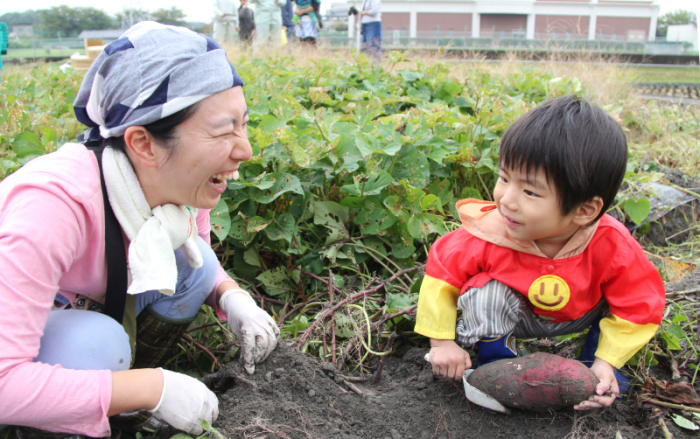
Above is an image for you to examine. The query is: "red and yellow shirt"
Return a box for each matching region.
[415,199,666,368]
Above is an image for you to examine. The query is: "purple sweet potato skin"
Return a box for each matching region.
[467,353,598,412]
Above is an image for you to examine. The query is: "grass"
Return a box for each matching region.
[627,65,700,83]
[2,48,83,59]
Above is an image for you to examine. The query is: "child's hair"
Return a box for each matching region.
[499,95,627,224]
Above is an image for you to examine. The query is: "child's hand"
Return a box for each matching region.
[428,339,472,380]
[574,358,618,410]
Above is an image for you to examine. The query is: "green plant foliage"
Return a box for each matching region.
[0,64,83,178]
[3,57,692,380]
[210,56,587,292]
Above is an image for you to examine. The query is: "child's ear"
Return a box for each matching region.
[573,196,604,226]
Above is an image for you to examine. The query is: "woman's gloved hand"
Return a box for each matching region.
[219,288,280,374]
[150,368,218,435]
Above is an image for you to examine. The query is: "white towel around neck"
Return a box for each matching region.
[101,146,203,296]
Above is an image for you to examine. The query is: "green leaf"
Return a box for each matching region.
[624,198,651,225]
[341,171,394,196]
[672,314,689,324]
[671,414,699,431]
[256,267,293,296]
[264,213,297,242]
[12,131,45,158]
[333,314,356,338]
[169,434,194,439]
[421,194,443,213]
[199,419,211,431]
[355,134,375,157]
[407,213,446,239]
[247,216,272,233]
[284,314,309,335]
[243,248,262,267]
[258,114,289,133]
[354,197,395,235]
[392,241,416,259]
[256,173,304,204]
[460,187,482,200]
[392,145,430,189]
[660,331,682,350]
[666,322,686,341]
[399,70,423,82]
[386,292,418,313]
[209,198,231,243]
[313,201,350,244]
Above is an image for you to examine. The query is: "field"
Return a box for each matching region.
[1,48,699,438]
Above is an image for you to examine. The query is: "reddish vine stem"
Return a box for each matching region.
[375,304,417,329]
[328,269,337,364]
[186,321,219,333]
[338,339,355,371]
[295,265,424,349]
[183,334,222,370]
[373,332,397,384]
[251,295,287,306]
[277,290,330,326]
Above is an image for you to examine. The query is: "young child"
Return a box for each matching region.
[415,95,665,410]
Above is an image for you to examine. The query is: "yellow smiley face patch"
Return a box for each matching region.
[528,275,571,312]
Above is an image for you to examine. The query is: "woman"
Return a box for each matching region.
[0,21,278,437]
[293,0,320,46]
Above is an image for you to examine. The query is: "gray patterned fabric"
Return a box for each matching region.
[73,21,244,141]
[455,279,608,346]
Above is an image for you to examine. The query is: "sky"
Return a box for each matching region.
[0,0,697,25]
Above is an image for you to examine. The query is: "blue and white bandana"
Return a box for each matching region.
[74,21,244,141]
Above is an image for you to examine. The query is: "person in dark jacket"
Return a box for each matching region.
[281,0,295,46]
[238,0,256,45]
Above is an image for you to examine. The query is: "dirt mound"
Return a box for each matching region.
[204,343,698,439]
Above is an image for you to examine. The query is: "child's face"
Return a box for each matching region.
[493,166,581,254]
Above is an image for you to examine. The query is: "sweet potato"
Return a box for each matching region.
[467,353,598,412]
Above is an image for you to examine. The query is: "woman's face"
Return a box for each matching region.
[150,86,252,209]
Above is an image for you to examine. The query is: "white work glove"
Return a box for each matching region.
[220,288,280,374]
[150,368,219,435]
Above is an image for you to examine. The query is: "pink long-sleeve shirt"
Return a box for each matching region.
[0,143,233,436]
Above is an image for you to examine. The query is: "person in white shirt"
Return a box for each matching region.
[212,0,239,45]
[360,0,381,61]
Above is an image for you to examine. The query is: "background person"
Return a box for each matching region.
[251,0,282,49]
[0,21,278,438]
[293,0,320,46]
[212,0,239,46]
[359,0,381,61]
[238,0,256,45]
[281,0,295,47]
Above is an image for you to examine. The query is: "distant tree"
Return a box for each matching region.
[0,10,39,26]
[115,8,151,29]
[37,6,115,37]
[151,7,187,27]
[656,9,694,38]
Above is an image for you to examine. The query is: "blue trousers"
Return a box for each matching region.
[34,236,218,372]
[362,21,382,61]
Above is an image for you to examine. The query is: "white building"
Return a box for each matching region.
[348,0,659,42]
[667,20,698,52]
[12,24,33,37]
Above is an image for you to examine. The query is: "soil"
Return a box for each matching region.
[203,167,700,439]
[205,341,700,439]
